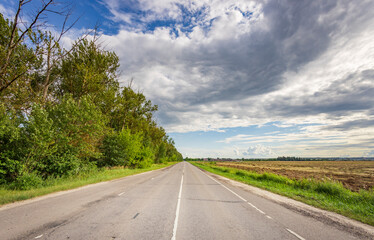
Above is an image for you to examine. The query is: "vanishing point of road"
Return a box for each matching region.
[0,162,373,239]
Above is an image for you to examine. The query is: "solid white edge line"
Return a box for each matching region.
[286,228,306,240]
[247,202,266,214]
[205,173,247,201]
[202,170,266,215]
[171,167,184,240]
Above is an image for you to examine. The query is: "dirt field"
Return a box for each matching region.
[216,161,374,192]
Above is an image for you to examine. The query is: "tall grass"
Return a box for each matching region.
[0,162,176,206]
[192,162,374,226]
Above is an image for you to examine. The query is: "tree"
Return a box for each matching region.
[0,1,82,110]
[0,13,37,110]
[109,87,158,132]
[58,39,120,101]
[0,0,56,94]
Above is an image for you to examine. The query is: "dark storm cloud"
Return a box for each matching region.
[264,69,374,118]
[178,1,337,105]
[324,120,374,131]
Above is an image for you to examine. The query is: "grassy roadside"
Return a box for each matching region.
[0,162,177,206]
[190,161,374,226]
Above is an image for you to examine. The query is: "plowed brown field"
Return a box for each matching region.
[216,161,374,192]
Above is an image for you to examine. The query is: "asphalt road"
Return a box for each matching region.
[0,162,371,239]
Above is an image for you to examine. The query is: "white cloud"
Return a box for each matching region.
[233,148,240,156]
[0,3,15,20]
[242,145,276,158]
[364,150,374,157]
[178,146,240,158]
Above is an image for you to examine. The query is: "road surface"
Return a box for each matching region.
[0,162,372,239]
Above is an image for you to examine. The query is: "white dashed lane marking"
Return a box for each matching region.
[171,163,185,240]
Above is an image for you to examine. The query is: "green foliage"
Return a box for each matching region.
[136,145,154,168]
[0,14,37,96]
[100,129,140,167]
[40,152,82,177]
[100,132,127,167]
[109,87,158,132]
[58,39,119,102]
[47,95,108,160]
[100,128,156,169]
[23,105,58,172]
[155,142,167,163]
[11,172,43,190]
[0,104,25,183]
[17,96,107,179]
[0,14,40,111]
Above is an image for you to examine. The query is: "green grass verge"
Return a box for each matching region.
[0,162,177,206]
[190,161,374,226]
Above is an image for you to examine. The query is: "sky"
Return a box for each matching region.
[1,0,374,158]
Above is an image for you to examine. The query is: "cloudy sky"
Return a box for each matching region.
[2,0,374,158]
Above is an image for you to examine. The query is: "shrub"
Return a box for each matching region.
[12,172,43,190]
[100,129,155,168]
[155,142,167,164]
[23,105,58,173]
[136,146,154,168]
[0,105,25,183]
[100,130,132,167]
[47,95,108,161]
[40,152,82,177]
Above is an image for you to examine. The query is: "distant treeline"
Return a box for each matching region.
[185,157,374,162]
[0,10,182,189]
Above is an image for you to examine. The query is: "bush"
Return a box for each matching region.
[0,105,25,183]
[155,142,167,164]
[100,130,131,167]
[23,105,58,173]
[100,129,155,168]
[12,172,43,190]
[136,146,154,168]
[47,95,108,161]
[40,152,82,177]
[100,129,140,167]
